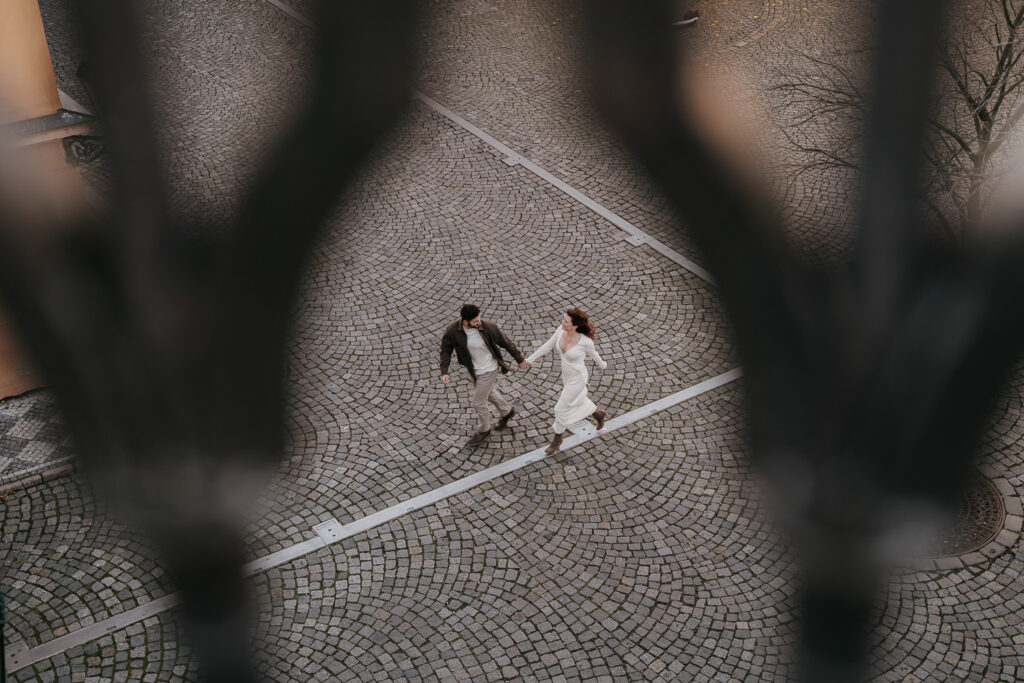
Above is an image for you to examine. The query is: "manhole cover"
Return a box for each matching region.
[926,472,1005,558]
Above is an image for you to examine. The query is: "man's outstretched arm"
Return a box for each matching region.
[439,334,454,384]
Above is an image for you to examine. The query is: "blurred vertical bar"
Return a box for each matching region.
[0,0,86,398]
[0,588,6,681]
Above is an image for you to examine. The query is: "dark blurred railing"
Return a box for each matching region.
[585,0,1024,680]
[1,588,7,681]
[2,1,1024,680]
[0,2,418,680]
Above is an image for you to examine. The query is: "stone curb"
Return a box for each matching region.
[0,460,75,498]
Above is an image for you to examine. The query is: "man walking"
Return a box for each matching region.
[440,304,530,445]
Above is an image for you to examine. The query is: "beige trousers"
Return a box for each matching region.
[471,369,512,432]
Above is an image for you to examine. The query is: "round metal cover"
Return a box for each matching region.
[926,472,1005,558]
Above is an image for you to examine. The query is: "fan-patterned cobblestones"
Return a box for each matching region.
[2,0,1024,681]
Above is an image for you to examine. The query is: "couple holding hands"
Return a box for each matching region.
[440,304,609,454]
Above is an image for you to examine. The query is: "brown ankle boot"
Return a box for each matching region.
[545,432,564,454]
[466,429,491,446]
[495,407,516,430]
[594,409,609,430]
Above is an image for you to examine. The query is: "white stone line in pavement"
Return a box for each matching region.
[249,370,743,571]
[242,537,325,577]
[414,92,715,285]
[5,595,180,671]
[4,368,741,672]
[604,367,742,430]
[58,89,92,116]
[258,0,715,284]
[263,0,312,27]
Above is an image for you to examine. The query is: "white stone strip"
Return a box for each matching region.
[262,0,313,27]
[413,92,714,284]
[6,595,180,671]
[277,367,742,551]
[4,369,741,671]
[568,420,597,438]
[602,367,742,431]
[243,537,326,577]
[58,89,92,116]
[412,94,519,160]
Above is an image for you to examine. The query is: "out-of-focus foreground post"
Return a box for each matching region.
[0,1,418,679]
[584,0,1024,680]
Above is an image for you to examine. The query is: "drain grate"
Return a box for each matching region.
[926,472,1005,558]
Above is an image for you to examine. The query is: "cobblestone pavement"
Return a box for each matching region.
[2,0,1024,681]
[0,392,74,486]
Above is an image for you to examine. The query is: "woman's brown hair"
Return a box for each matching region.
[567,308,595,338]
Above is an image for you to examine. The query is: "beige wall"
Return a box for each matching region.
[0,306,41,398]
[0,0,66,397]
[0,0,61,123]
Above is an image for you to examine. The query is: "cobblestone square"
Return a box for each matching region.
[2,0,1024,680]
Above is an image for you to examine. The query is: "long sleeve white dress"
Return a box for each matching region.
[526,328,608,431]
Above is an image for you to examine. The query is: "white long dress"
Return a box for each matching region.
[526,328,608,429]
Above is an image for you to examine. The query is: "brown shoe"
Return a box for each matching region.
[466,429,491,446]
[545,432,564,454]
[496,407,516,430]
[594,409,609,430]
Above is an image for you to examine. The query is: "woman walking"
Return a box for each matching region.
[525,308,609,454]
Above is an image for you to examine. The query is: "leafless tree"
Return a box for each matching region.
[585,0,1024,680]
[0,2,417,680]
[771,0,1024,237]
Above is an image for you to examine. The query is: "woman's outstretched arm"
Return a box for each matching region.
[525,329,560,364]
[586,338,608,370]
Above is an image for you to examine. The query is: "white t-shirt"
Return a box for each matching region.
[465,327,499,374]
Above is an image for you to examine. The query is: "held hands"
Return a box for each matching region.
[442,363,529,385]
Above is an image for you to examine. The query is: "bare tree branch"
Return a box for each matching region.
[775,0,1024,236]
